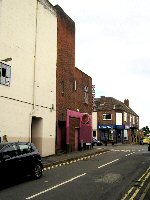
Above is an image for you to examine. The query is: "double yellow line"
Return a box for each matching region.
[121,166,150,200]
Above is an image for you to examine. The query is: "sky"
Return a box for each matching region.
[49,0,150,129]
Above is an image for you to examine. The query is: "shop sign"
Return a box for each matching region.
[114,125,125,129]
[98,125,113,129]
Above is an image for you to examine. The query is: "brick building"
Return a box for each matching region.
[93,96,139,144]
[55,5,92,153]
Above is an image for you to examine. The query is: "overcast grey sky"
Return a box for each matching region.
[50,0,150,129]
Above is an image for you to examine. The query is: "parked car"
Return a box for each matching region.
[142,137,150,144]
[0,142,43,182]
[92,138,103,146]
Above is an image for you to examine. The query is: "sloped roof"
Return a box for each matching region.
[94,96,138,117]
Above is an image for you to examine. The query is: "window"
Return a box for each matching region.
[136,117,139,125]
[124,130,128,140]
[133,116,135,124]
[74,80,77,91]
[124,112,127,122]
[73,79,77,91]
[130,115,132,122]
[84,86,88,104]
[3,144,18,158]
[0,62,11,86]
[61,81,64,95]
[103,114,112,120]
[18,144,32,154]
[93,131,96,137]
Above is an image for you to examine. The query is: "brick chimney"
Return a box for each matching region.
[100,96,106,103]
[124,99,129,107]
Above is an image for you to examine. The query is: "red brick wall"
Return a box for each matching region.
[55,5,92,121]
[98,110,116,125]
[55,5,75,121]
[75,68,92,115]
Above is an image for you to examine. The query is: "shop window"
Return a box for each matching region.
[124,130,128,140]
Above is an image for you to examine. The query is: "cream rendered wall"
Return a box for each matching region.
[0,0,36,102]
[33,2,57,156]
[92,112,98,138]
[0,0,57,156]
[0,0,36,141]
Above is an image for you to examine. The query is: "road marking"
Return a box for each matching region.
[26,173,86,200]
[43,148,141,172]
[129,172,150,200]
[121,166,150,200]
[139,179,150,200]
[42,150,111,171]
[125,152,135,157]
[98,158,119,169]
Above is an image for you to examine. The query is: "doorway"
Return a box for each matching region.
[58,121,66,151]
[75,128,79,151]
[31,117,43,154]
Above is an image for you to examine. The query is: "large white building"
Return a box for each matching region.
[0,0,57,156]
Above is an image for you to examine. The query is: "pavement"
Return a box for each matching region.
[41,143,139,168]
[42,146,110,168]
[41,144,150,200]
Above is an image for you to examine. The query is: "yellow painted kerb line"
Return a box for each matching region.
[121,166,150,200]
[129,171,150,200]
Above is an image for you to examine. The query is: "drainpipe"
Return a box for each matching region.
[29,0,38,142]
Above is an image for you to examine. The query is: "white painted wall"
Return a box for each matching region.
[0,0,57,156]
[92,112,97,129]
[92,112,97,138]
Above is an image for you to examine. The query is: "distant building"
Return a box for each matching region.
[93,96,139,144]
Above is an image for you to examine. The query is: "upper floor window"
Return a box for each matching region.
[0,62,11,86]
[124,112,127,122]
[74,80,77,91]
[130,114,132,122]
[61,81,64,96]
[103,113,112,120]
[133,116,135,124]
[136,117,139,124]
[84,86,88,104]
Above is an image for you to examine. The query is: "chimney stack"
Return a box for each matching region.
[124,99,129,107]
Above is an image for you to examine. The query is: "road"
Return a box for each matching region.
[0,145,150,200]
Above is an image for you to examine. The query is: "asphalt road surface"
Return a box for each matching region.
[0,145,150,200]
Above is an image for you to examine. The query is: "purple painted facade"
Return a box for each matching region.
[67,109,92,144]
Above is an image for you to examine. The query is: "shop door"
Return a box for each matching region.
[75,129,79,151]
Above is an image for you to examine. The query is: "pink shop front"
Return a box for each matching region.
[65,109,92,152]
